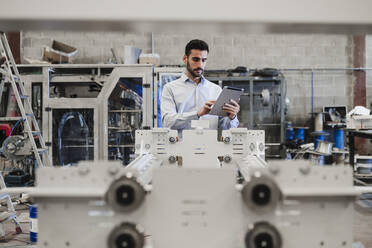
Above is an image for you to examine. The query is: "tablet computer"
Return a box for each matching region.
[209,86,244,116]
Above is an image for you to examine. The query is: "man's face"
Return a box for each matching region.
[183,49,208,78]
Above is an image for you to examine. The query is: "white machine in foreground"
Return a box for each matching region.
[134,127,266,170]
[6,127,360,248]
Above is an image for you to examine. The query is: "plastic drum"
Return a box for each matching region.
[30,205,38,243]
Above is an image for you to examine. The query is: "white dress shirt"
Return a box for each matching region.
[161,73,239,134]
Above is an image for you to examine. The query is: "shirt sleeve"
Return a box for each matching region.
[219,115,239,129]
[161,84,199,129]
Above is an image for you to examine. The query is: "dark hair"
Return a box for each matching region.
[185,39,209,56]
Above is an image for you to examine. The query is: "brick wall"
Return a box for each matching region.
[21,31,355,125]
[366,35,372,110]
[365,35,372,154]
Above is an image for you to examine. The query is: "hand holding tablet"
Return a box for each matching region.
[209,86,244,117]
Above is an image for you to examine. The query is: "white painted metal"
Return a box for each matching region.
[126,153,162,185]
[24,159,357,248]
[19,65,109,164]
[97,65,153,161]
[19,64,153,165]
[134,127,265,168]
[236,154,267,180]
[1,0,372,33]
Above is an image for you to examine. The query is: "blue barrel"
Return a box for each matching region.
[314,135,324,149]
[286,127,294,141]
[334,129,344,149]
[30,205,38,243]
[294,128,305,141]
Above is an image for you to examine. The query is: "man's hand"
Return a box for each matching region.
[197,100,216,117]
[222,99,240,120]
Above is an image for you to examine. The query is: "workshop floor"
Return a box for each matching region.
[0,207,32,247]
[0,202,372,248]
[354,199,372,248]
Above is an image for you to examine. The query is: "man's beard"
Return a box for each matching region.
[187,61,203,78]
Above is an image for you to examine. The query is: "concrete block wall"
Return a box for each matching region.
[284,70,353,125]
[21,31,153,64]
[22,31,354,125]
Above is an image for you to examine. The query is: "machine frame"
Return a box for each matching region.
[19,64,154,165]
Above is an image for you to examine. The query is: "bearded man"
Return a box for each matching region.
[161,39,240,135]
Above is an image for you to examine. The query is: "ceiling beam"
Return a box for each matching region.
[1,0,372,33]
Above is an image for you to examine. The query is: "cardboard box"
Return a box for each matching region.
[43,40,77,63]
[139,53,160,66]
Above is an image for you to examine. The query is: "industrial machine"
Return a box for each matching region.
[206,70,287,158]
[17,64,154,166]
[134,125,265,166]
[3,65,274,170]
[0,1,371,246]
[4,126,360,248]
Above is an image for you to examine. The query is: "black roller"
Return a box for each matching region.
[116,185,136,206]
[251,184,271,206]
[115,233,136,248]
[106,174,146,212]
[254,233,274,248]
[241,173,281,213]
[108,222,144,248]
[245,222,281,248]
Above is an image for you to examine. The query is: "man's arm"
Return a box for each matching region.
[161,85,199,129]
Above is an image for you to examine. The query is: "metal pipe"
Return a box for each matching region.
[351,186,372,194]
[280,67,372,71]
[151,32,154,54]
[311,71,314,113]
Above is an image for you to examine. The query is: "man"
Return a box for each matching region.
[161,39,240,135]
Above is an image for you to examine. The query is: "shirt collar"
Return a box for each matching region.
[182,72,206,85]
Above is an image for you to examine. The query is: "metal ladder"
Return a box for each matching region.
[0,32,52,167]
[0,172,22,239]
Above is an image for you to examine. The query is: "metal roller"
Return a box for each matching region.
[241,172,281,213]
[126,153,162,185]
[106,173,146,212]
[107,222,145,248]
[245,222,282,248]
[261,89,270,107]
